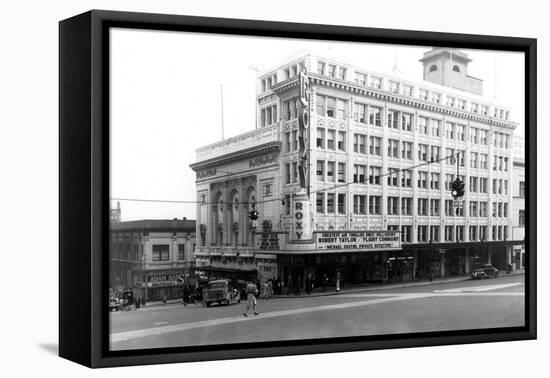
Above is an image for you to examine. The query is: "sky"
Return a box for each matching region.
[110,28,525,222]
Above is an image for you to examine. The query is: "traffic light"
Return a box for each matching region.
[248,210,259,220]
[451,178,465,198]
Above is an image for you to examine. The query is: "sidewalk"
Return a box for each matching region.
[273,270,525,299]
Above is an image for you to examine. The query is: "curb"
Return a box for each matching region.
[273,271,524,299]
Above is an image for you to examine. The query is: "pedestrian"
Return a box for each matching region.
[182,285,190,306]
[267,279,273,299]
[242,280,259,317]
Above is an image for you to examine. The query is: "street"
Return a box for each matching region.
[110,274,525,351]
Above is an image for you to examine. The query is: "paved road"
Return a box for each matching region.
[110,274,524,350]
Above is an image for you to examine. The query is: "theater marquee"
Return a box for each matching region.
[316,231,401,251]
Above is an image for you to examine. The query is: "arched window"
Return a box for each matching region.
[452,65,461,73]
[429,65,438,73]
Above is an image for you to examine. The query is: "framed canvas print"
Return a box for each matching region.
[59,10,537,368]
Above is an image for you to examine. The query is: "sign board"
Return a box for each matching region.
[148,273,185,288]
[316,231,401,251]
[290,190,312,241]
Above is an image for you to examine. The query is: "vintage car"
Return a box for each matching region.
[203,280,240,307]
[471,264,500,279]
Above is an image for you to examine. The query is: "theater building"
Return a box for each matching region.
[191,49,521,290]
[109,218,196,301]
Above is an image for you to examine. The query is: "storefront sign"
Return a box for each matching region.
[148,273,185,288]
[291,190,312,241]
[316,231,401,250]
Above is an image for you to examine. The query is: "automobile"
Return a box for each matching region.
[203,280,240,307]
[471,264,500,279]
[109,295,121,311]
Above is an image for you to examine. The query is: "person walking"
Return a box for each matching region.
[242,280,259,317]
[182,285,190,306]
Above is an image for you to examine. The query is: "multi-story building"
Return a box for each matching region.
[191,48,521,290]
[109,218,196,301]
[511,135,526,270]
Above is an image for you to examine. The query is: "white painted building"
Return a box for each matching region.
[191,49,521,289]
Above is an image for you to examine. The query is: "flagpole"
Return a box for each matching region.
[220,84,225,141]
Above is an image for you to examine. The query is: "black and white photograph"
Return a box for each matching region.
[107,28,527,351]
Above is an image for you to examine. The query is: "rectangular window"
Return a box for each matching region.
[445,174,454,191]
[370,107,381,126]
[327,129,335,150]
[328,64,336,78]
[354,103,367,123]
[387,168,399,187]
[370,76,382,89]
[480,202,488,217]
[417,171,428,189]
[338,67,346,80]
[456,124,465,141]
[470,152,478,168]
[431,146,440,162]
[327,193,335,213]
[355,72,367,86]
[292,162,298,183]
[470,127,478,143]
[337,131,346,151]
[353,134,367,154]
[326,97,336,117]
[316,128,325,149]
[401,226,412,243]
[316,160,324,181]
[317,62,325,75]
[401,113,412,131]
[470,177,478,192]
[480,178,488,193]
[401,198,412,215]
[445,200,454,216]
[480,154,488,169]
[387,197,399,215]
[336,99,347,119]
[446,122,454,139]
[456,226,465,242]
[446,148,455,165]
[388,110,399,129]
[337,193,346,214]
[417,225,428,242]
[401,170,412,187]
[418,198,428,216]
[337,162,346,183]
[369,196,381,214]
[469,226,478,241]
[353,164,366,184]
[316,193,324,213]
[388,139,399,158]
[369,166,381,185]
[469,201,478,217]
[285,163,291,184]
[445,226,454,242]
[418,116,428,134]
[430,119,441,136]
[316,94,325,116]
[519,210,526,226]
[178,244,185,260]
[430,199,440,216]
[401,141,412,160]
[369,136,381,155]
[152,245,170,261]
[389,80,399,94]
[430,173,440,190]
[354,195,366,214]
[327,161,335,182]
[285,194,291,215]
[418,144,429,162]
[432,92,441,103]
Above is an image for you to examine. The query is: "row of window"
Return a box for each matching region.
[312,192,508,218]
[394,224,507,243]
[152,244,188,261]
[317,63,510,120]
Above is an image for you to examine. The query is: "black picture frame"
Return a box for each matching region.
[59,9,537,368]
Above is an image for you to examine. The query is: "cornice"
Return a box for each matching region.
[190,141,282,171]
